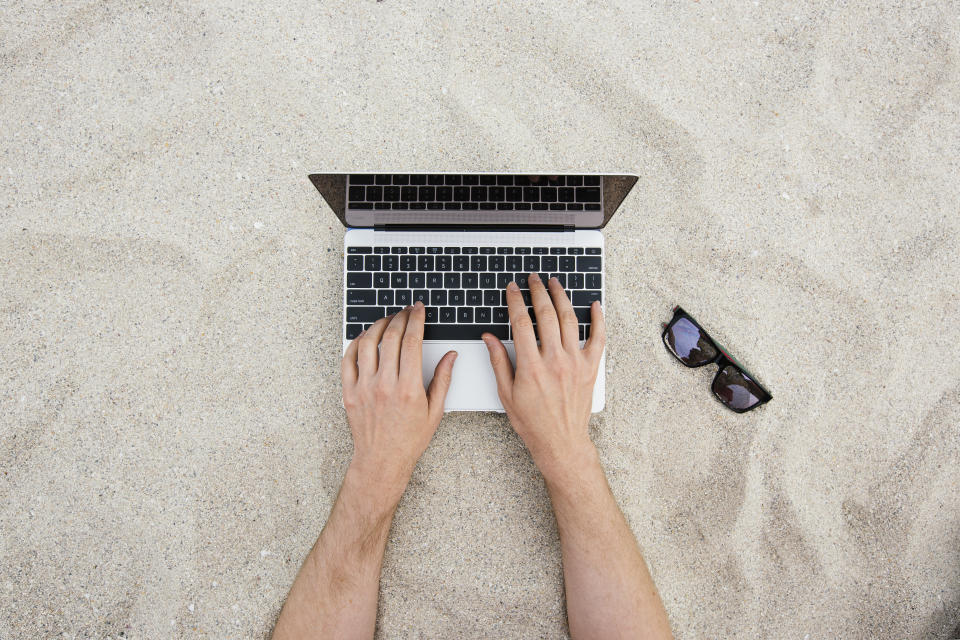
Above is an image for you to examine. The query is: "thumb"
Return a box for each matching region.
[427,350,458,422]
[482,333,514,401]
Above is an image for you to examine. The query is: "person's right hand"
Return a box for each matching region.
[481,273,606,475]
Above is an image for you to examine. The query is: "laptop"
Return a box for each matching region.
[309,173,638,412]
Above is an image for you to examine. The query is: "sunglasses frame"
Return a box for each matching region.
[661,306,772,413]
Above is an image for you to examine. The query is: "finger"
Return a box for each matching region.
[528,272,561,352]
[340,329,362,387]
[547,277,579,350]
[426,350,458,423]
[505,281,538,362]
[399,301,425,382]
[583,301,606,362]
[358,315,391,375]
[378,307,411,379]
[482,333,514,404]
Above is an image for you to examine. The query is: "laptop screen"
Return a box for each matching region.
[309,173,637,230]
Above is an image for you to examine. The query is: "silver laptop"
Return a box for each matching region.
[309,173,638,412]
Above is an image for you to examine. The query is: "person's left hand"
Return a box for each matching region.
[340,302,457,490]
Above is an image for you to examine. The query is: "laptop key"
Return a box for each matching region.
[347,273,372,288]
[542,256,558,271]
[391,273,407,288]
[378,290,394,306]
[585,247,601,254]
[439,307,456,323]
[559,256,576,271]
[514,273,529,288]
[431,290,447,305]
[427,273,443,288]
[506,255,523,271]
[489,256,504,271]
[364,255,381,271]
[347,289,376,305]
[577,256,602,272]
[586,273,602,289]
[462,273,478,288]
[573,290,601,306]
[567,247,584,255]
[449,290,465,305]
[418,256,434,271]
[346,324,363,339]
[351,174,375,185]
[458,308,473,323]
[373,272,390,288]
[400,256,416,271]
[471,256,487,271]
[484,290,500,306]
[412,290,429,304]
[493,307,509,324]
[410,273,426,288]
[453,255,470,271]
[346,306,386,323]
[396,290,412,306]
[479,247,495,254]
[573,307,592,323]
[523,256,540,272]
[436,256,452,271]
[454,186,470,201]
[467,290,482,306]
[444,273,460,288]
[497,273,512,289]
[550,273,566,287]
[479,273,496,288]
[475,307,491,323]
[568,273,584,288]
[382,255,399,271]
[425,306,438,323]
[347,255,364,271]
[387,306,402,315]
[423,324,508,340]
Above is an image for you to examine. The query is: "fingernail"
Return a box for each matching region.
[529,272,540,282]
[507,281,519,291]
[549,276,558,284]
[414,300,423,308]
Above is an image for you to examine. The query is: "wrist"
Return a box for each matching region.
[534,438,601,487]
[344,456,412,513]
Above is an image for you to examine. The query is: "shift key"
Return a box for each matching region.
[346,289,376,305]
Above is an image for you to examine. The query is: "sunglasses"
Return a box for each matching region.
[661,307,772,413]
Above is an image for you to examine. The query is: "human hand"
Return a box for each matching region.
[341,302,457,493]
[481,273,605,477]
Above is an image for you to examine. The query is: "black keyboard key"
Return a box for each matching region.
[586,273,602,289]
[493,307,509,324]
[384,186,401,201]
[479,247,495,255]
[558,187,575,202]
[445,175,461,185]
[475,307,491,323]
[410,246,426,254]
[497,175,513,185]
[575,187,601,202]
[374,202,391,210]
[463,202,478,210]
[489,256,505,271]
[418,255,434,271]
[400,256,417,271]
[374,246,390,254]
[463,175,479,185]
[436,186,452,201]
[427,202,444,210]
[585,203,601,211]
[568,273,584,289]
[506,255,523,271]
[351,202,373,209]
[367,186,383,201]
[461,247,478,254]
[349,186,366,201]
[479,202,496,210]
[410,202,426,210]
[444,273,461,288]
[471,186,487,201]
[373,272,390,288]
[431,290,447,305]
[568,203,583,211]
[412,290,429,304]
[559,256,576,271]
[351,174,375,185]
[392,247,407,254]
[586,247,601,254]
[573,307,592,322]
[584,175,601,186]
[479,273,496,288]
[462,273,478,288]
[346,324,363,339]
[425,246,440,254]
[427,273,443,288]
[436,256,452,271]
[458,307,473,323]
[364,255,381,271]
[401,186,417,201]
[577,256,602,272]
[449,290,465,305]
[532,203,548,210]
[515,247,531,255]
[489,186,505,201]
[497,273,512,289]
[347,255,364,271]
[573,290,601,306]
[483,290,500,306]
[423,324,508,340]
[410,174,427,185]
[523,256,540,272]
[542,256,557,271]
[428,175,445,185]
[471,256,487,271]
[550,247,565,255]
[551,273,566,287]
[378,290,394,306]
[496,202,512,210]
[393,174,409,185]
[523,187,539,202]
[446,202,462,210]
[439,307,456,323]
[346,307,386,323]
[347,273,372,288]
[515,273,529,288]
[410,273,426,288]
[466,290,483,306]
[425,306,438,322]
[445,247,461,253]
[532,247,549,255]
[387,306,402,315]
[550,203,566,210]
[506,187,522,201]
[479,175,496,185]
[391,202,409,210]
[391,273,407,288]
[453,255,470,271]
[541,187,557,202]
[496,247,513,254]
[454,186,470,201]
[419,186,436,200]
[375,174,392,185]
[347,289,376,305]
[396,290,412,306]
[567,247,584,255]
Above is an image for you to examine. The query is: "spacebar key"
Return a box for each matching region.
[423,324,508,340]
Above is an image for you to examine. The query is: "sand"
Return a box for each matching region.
[2,1,959,638]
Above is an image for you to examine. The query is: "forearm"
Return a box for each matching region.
[272,462,407,640]
[540,446,671,640]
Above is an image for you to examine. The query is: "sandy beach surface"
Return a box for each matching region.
[2,1,959,638]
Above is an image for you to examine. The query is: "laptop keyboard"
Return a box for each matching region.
[345,245,602,341]
[347,174,602,212]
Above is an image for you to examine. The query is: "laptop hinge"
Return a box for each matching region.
[372,223,577,233]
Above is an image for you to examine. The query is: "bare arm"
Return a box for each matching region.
[482,274,672,639]
[273,303,456,640]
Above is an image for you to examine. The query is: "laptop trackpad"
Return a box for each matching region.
[421,341,513,412]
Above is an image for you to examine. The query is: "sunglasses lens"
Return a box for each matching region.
[665,317,717,366]
[712,365,764,411]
